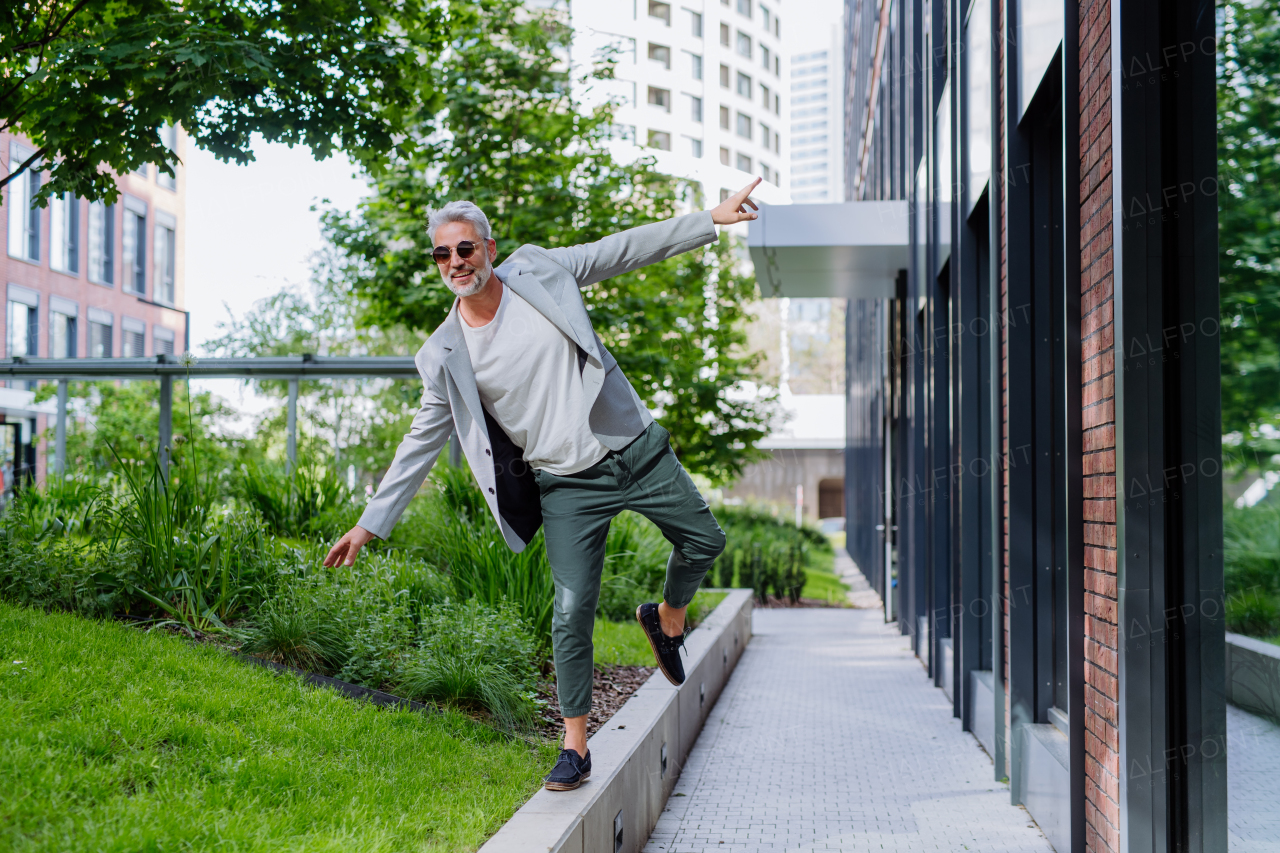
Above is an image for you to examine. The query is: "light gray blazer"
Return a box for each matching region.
[356,210,719,552]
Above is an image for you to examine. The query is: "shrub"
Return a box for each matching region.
[239,589,346,672]
[234,459,361,540]
[1226,587,1280,637]
[1224,501,1280,600]
[399,598,542,729]
[712,505,813,603]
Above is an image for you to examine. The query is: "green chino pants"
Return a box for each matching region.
[534,423,726,718]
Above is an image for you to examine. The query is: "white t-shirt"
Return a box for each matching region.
[459,284,611,475]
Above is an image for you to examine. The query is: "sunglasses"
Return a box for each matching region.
[432,240,484,264]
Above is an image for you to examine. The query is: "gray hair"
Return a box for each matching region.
[427,201,492,244]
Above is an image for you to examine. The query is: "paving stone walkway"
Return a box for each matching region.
[643,607,1053,853]
[1228,703,1280,852]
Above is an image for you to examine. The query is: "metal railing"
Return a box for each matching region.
[0,355,419,477]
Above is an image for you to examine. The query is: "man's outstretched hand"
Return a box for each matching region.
[324,525,377,567]
[710,178,762,225]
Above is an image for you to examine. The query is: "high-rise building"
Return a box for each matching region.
[788,22,843,203]
[572,0,790,205]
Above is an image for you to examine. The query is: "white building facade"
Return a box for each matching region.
[572,0,791,205]
[788,21,843,203]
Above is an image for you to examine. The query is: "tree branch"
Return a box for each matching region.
[10,0,95,54]
[0,147,48,193]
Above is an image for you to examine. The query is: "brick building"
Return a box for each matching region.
[1,129,189,490]
[749,0,1229,850]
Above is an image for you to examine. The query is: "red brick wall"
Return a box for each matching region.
[1078,1,1119,851]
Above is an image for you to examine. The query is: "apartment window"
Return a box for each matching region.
[153,213,176,304]
[688,53,703,80]
[774,17,780,37]
[775,93,781,114]
[736,153,752,173]
[7,143,40,263]
[121,197,147,295]
[775,133,781,154]
[648,86,672,111]
[761,5,771,28]
[720,23,730,46]
[49,296,77,359]
[88,202,115,285]
[761,163,772,184]
[761,123,771,148]
[154,326,176,355]
[647,130,672,150]
[690,95,703,122]
[720,147,731,165]
[761,83,771,108]
[134,163,149,179]
[737,0,751,16]
[719,64,730,87]
[122,317,146,357]
[720,106,730,128]
[49,192,79,275]
[648,0,671,24]
[157,124,178,191]
[88,308,113,357]
[737,72,752,97]
[720,187,732,202]
[736,31,752,58]
[7,286,38,357]
[648,43,671,68]
[689,10,702,36]
[775,55,780,75]
[689,138,703,158]
[736,112,752,138]
[761,45,771,72]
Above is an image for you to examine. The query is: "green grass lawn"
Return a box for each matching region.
[0,602,555,853]
[591,590,728,668]
[800,547,849,604]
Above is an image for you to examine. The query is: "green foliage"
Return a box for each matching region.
[1219,1,1280,450]
[238,587,347,672]
[317,0,774,484]
[713,505,829,604]
[233,458,360,540]
[0,0,446,204]
[396,464,557,646]
[1226,588,1280,637]
[1224,501,1280,598]
[400,599,541,730]
[0,601,554,852]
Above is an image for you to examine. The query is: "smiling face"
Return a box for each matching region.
[433,220,498,298]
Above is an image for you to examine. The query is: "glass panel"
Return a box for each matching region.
[965,0,992,214]
[1016,0,1063,118]
[937,80,952,270]
[89,322,112,358]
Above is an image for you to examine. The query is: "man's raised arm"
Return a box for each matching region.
[545,179,762,288]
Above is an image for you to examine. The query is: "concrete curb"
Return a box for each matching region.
[479,589,754,853]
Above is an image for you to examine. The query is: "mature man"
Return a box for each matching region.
[324,179,761,790]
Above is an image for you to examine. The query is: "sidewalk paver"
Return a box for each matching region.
[643,607,1051,853]
[1228,703,1280,852]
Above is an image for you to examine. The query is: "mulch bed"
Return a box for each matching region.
[534,665,657,739]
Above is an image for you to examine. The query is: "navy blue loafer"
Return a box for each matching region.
[636,602,688,686]
[544,748,591,791]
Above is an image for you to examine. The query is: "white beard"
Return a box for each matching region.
[446,263,491,298]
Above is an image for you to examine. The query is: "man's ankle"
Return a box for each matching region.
[657,601,686,637]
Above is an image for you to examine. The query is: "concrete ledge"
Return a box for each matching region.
[1226,632,1280,724]
[1018,722,1070,853]
[970,669,996,760]
[479,589,754,853]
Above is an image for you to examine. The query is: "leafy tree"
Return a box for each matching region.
[319,0,774,483]
[205,258,425,479]
[1219,0,1280,466]
[1,0,445,204]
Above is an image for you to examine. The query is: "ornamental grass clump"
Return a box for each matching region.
[398,599,541,731]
